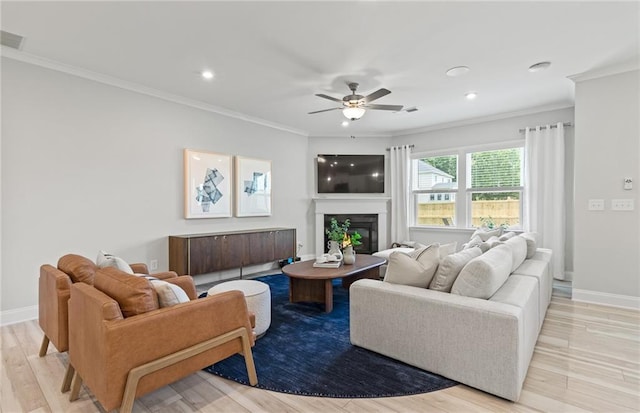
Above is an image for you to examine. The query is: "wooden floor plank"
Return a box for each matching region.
[2,295,639,413]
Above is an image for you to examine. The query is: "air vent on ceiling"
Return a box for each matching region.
[405,107,418,113]
[1,30,24,50]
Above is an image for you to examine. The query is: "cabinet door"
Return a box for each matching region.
[221,234,244,270]
[243,231,274,266]
[274,229,295,260]
[189,236,223,275]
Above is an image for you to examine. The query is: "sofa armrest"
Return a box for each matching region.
[349,279,525,401]
[129,263,149,274]
[151,271,178,280]
[39,264,73,352]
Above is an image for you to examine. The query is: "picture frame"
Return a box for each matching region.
[235,156,272,217]
[184,149,233,219]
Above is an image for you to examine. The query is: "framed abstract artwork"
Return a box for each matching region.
[184,149,233,219]
[235,156,272,217]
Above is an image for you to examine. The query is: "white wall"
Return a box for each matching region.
[393,107,575,271]
[573,69,640,307]
[1,58,310,317]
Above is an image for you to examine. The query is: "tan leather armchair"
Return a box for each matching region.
[66,268,257,413]
[39,254,177,357]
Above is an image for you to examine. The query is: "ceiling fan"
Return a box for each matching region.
[309,82,403,121]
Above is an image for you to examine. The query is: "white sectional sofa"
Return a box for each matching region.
[349,234,552,402]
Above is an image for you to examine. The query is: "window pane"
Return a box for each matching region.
[413,155,458,190]
[415,194,455,226]
[470,192,520,228]
[470,148,522,188]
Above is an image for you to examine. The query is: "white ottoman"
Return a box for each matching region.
[207,280,271,338]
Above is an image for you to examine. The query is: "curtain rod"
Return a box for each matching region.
[519,122,572,133]
[386,144,415,151]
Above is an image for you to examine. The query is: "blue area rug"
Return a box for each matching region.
[203,274,457,398]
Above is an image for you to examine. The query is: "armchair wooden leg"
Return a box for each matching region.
[61,363,75,393]
[119,327,258,413]
[39,335,50,357]
[69,371,83,402]
[240,331,258,386]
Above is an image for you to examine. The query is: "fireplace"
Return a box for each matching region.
[313,197,389,257]
[324,214,378,255]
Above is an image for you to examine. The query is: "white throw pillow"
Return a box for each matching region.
[429,247,482,292]
[439,242,458,258]
[499,232,517,241]
[150,280,190,307]
[451,244,513,299]
[464,235,490,252]
[96,251,134,274]
[471,227,503,241]
[383,245,440,288]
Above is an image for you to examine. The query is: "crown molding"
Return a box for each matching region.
[569,59,640,83]
[1,46,309,137]
[391,103,574,137]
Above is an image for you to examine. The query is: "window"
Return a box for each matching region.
[468,148,523,229]
[412,146,523,229]
[412,155,458,226]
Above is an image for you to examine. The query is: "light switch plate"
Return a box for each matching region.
[588,199,605,210]
[611,199,634,211]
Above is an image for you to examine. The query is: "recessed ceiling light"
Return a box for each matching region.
[446,66,470,77]
[528,61,551,72]
[201,70,214,80]
[465,91,478,100]
[341,121,349,127]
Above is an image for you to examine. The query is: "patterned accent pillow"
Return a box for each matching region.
[96,250,134,274]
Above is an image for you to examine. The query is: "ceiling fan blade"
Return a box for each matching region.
[364,88,391,103]
[308,107,341,114]
[365,104,404,111]
[315,93,343,103]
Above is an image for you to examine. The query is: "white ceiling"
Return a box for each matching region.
[2,1,639,137]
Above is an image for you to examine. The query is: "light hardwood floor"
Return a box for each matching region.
[2,296,639,413]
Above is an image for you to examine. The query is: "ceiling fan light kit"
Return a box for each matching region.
[310,82,403,121]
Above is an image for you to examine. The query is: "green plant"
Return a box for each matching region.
[480,216,510,230]
[325,218,363,248]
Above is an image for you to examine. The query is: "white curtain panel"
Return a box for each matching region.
[390,145,412,244]
[524,123,566,280]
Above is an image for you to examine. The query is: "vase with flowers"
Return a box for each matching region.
[325,218,362,264]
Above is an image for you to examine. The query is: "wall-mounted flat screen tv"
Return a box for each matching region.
[317,154,385,194]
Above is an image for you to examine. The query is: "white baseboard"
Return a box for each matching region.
[1,305,38,327]
[572,289,640,310]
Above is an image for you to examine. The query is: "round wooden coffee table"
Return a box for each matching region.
[282,254,385,313]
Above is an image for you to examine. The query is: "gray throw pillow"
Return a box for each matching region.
[451,244,513,299]
[429,247,482,292]
[519,232,537,258]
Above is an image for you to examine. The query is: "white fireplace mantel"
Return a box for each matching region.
[313,197,390,256]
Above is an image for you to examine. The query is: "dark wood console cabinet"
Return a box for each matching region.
[169,228,296,276]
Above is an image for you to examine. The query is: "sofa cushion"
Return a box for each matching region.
[464,235,490,252]
[499,231,517,241]
[383,245,440,288]
[520,233,537,259]
[96,251,134,274]
[58,254,98,284]
[505,235,527,272]
[429,247,482,292]
[93,267,159,317]
[150,279,190,307]
[451,245,512,299]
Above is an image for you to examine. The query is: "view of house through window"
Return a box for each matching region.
[412,155,458,226]
[412,147,523,228]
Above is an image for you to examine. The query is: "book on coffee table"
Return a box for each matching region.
[313,261,343,268]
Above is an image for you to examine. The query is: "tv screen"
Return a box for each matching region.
[317,154,385,194]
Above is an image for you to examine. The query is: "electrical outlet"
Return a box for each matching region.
[150,259,158,271]
[611,199,634,211]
